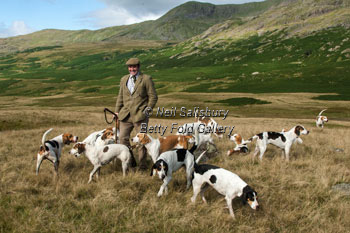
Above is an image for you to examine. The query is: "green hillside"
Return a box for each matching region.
[1,26,349,99]
[0,0,349,103]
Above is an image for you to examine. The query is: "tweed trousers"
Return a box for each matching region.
[119,115,149,169]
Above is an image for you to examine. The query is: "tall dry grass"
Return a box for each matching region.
[1,107,350,233]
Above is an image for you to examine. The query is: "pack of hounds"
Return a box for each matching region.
[35,109,328,220]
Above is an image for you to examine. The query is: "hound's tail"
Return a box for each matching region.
[318,109,327,117]
[41,128,53,147]
[247,135,259,143]
[190,128,208,163]
[195,150,207,164]
[189,144,197,154]
[241,139,252,145]
[189,128,200,154]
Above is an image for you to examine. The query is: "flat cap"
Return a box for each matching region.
[126,58,140,66]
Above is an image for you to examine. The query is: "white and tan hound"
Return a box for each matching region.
[132,133,195,163]
[227,133,250,156]
[69,142,131,183]
[177,116,224,138]
[316,109,328,128]
[248,125,309,161]
[36,128,78,175]
[83,127,119,145]
[197,116,224,138]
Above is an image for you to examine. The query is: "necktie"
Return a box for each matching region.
[129,75,136,93]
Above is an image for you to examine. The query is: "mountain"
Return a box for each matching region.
[184,0,350,49]
[0,0,285,53]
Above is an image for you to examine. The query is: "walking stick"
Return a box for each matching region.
[104,108,118,143]
[104,108,137,167]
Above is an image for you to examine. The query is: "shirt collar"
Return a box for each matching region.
[129,72,140,79]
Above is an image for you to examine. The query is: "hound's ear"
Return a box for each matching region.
[241,185,252,205]
[150,164,156,176]
[140,133,145,139]
[78,143,85,153]
[295,126,302,136]
[236,134,242,144]
[140,134,151,144]
[164,163,169,177]
[241,191,247,205]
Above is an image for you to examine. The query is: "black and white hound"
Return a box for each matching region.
[150,145,205,197]
[36,128,78,175]
[191,163,259,219]
[249,125,309,161]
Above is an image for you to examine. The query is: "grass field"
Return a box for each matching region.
[0,92,350,232]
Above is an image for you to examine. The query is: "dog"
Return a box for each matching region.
[178,126,215,159]
[150,145,206,197]
[191,163,259,219]
[85,127,136,167]
[196,116,224,138]
[227,133,250,156]
[36,128,78,175]
[69,142,131,183]
[191,127,214,150]
[316,109,328,128]
[83,127,119,145]
[177,117,224,138]
[94,128,116,147]
[281,128,303,145]
[189,128,218,162]
[132,133,195,163]
[248,125,309,161]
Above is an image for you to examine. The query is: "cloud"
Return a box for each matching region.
[0,21,34,38]
[83,6,162,28]
[101,0,175,16]
[82,0,262,29]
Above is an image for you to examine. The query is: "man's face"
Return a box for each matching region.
[128,65,139,76]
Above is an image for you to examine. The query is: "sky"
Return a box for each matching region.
[0,0,264,38]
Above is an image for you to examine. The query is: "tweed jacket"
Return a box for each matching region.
[115,72,158,122]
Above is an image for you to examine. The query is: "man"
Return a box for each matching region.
[115,58,158,169]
